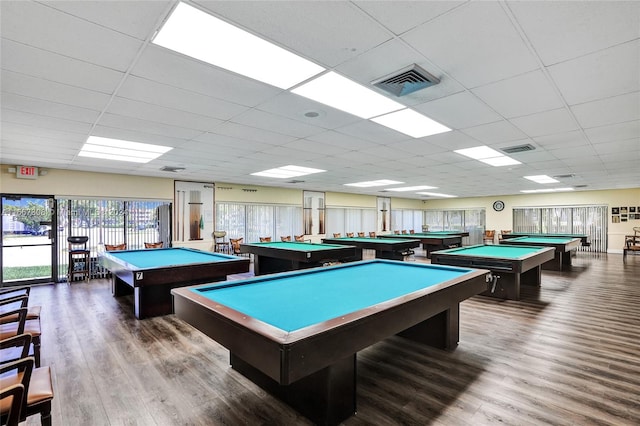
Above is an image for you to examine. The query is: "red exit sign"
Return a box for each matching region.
[16,166,39,179]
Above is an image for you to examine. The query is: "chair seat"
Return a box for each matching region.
[0,366,53,407]
[0,319,41,340]
[0,306,40,323]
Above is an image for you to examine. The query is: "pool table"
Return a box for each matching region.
[501,232,590,247]
[171,260,489,425]
[98,247,249,319]
[321,236,420,260]
[499,236,581,271]
[239,241,358,275]
[379,232,464,257]
[431,244,555,300]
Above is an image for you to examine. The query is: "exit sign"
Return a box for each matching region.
[16,166,39,179]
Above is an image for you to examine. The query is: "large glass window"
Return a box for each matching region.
[326,208,376,236]
[424,209,485,245]
[391,209,423,233]
[216,202,303,242]
[513,205,607,252]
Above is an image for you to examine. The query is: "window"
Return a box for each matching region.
[424,209,485,245]
[216,202,303,242]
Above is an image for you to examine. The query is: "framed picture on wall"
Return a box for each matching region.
[612,216,620,223]
[174,181,214,242]
[630,207,636,213]
[612,207,619,214]
[303,191,325,235]
[377,197,391,233]
[620,207,628,214]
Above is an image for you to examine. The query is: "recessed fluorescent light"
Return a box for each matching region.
[524,175,559,184]
[371,109,451,138]
[520,188,574,193]
[79,136,172,163]
[345,179,404,188]
[479,156,521,166]
[153,2,324,89]
[454,145,521,167]
[291,71,405,119]
[251,165,325,178]
[417,192,457,198]
[454,146,504,160]
[386,185,437,192]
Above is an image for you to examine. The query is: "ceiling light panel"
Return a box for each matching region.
[291,71,405,119]
[79,136,172,163]
[371,109,451,138]
[344,179,404,187]
[153,2,325,89]
[417,192,457,198]
[454,145,504,160]
[251,165,326,178]
[386,185,437,192]
[524,175,559,184]
[479,156,522,166]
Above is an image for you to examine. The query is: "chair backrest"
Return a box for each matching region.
[409,230,415,234]
[346,232,354,238]
[333,233,341,238]
[369,231,376,238]
[357,232,365,237]
[1,383,24,426]
[294,235,305,242]
[259,237,272,242]
[401,230,407,234]
[144,242,163,249]
[394,230,400,234]
[68,236,88,252]
[213,231,227,241]
[105,243,127,251]
[280,236,291,242]
[485,230,495,238]
[230,238,243,254]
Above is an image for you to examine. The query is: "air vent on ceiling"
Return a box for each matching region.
[372,64,440,97]
[501,144,536,154]
[553,174,575,179]
[286,180,305,184]
[574,185,588,188]
[160,166,185,172]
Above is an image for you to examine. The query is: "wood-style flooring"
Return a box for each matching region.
[19,250,640,425]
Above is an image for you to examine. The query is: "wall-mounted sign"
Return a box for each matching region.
[16,166,38,179]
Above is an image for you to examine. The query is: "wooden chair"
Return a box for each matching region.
[294,235,308,242]
[409,230,415,234]
[401,230,407,235]
[346,232,354,238]
[393,230,400,234]
[0,288,40,324]
[0,300,41,367]
[369,231,376,238]
[357,232,365,237]
[623,227,640,258]
[0,382,24,426]
[144,242,164,249]
[333,233,342,238]
[0,334,54,426]
[498,230,511,242]
[259,237,272,242]
[483,230,496,244]
[104,243,126,251]
[67,236,90,282]
[280,236,291,242]
[230,238,246,257]
[213,231,230,253]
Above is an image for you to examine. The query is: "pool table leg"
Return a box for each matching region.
[230,353,356,426]
[397,305,460,350]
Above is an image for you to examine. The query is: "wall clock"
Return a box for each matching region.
[493,200,505,212]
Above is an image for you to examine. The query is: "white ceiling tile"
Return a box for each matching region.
[1,1,143,71]
[507,0,640,65]
[97,113,204,140]
[45,0,172,40]
[1,92,100,124]
[212,122,297,146]
[230,109,326,139]
[511,108,579,138]
[1,39,124,94]
[571,92,640,129]
[533,130,589,149]
[413,91,502,129]
[402,1,539,87]
[1,70,112,110]
[1,109,92,135]
[585,120,640,144]
[548,40,640,105]
[472,70,564,118]
[460,120,527,144]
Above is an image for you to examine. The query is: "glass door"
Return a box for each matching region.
[1,194,57,286]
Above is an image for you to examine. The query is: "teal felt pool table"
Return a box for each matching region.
[499,236,581,271]
[171,260,489,425]
[321,236,420,260]
[98,247,249,319]
[431,244,555,300]
[239,241,358,275]
[378,232,464,257]
[501,232,590,246]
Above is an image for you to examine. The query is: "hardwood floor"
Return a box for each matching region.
[20,251,640,425]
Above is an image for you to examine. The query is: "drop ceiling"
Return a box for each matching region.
[1,0,638,199]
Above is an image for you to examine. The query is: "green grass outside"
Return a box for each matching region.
[3,265,52,281]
